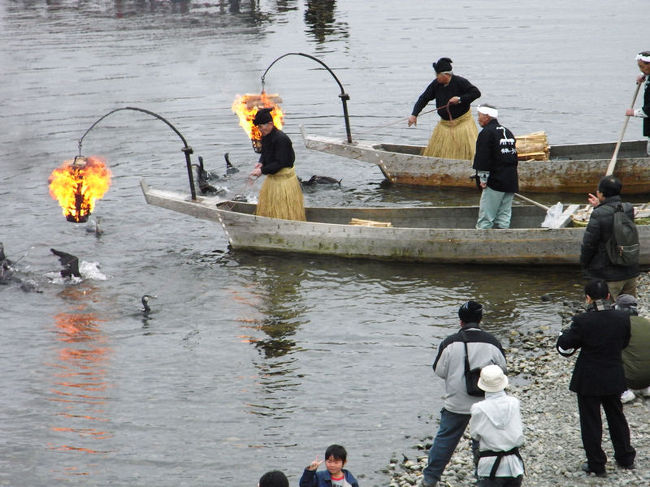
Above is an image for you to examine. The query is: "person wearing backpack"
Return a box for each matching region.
[580,175,640,297]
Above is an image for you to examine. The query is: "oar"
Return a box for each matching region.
[514,192,548,211]
[513,193,581,228]
[605,82,643,176]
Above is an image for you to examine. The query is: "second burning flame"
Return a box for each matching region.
[231,92,284,152]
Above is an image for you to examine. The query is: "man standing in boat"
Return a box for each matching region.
[472,105,519,229]
[250,108,306,221]
[408,57,481,160]
[625,51,650,153]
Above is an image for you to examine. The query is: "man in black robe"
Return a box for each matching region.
[625,51,650,152]
[472,104,518,229]
[557,279,636,477]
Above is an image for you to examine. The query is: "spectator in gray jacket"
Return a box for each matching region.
[420,301,507,487]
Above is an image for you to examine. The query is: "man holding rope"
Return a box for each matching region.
[408,57,481,160]
[625,51,650,153]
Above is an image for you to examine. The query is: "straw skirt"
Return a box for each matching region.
[255,167,306,221]
[422,110,478,160]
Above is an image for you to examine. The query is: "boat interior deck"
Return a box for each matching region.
[371,140,648,161]
[218,202,549,229]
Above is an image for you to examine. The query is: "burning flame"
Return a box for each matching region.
[48,156,112,223]
[231,92,284,152]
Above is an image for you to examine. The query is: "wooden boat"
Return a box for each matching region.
[140,180,650,265]
[303,134,650,194]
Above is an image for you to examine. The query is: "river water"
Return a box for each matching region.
[0,1,646,485]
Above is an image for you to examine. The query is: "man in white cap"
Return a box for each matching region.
[469,365,525,486]
[615,294,650,403]
[625,51,650,153]
[472,104,519,229]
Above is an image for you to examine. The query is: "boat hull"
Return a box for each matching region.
[141,180,650,265]
[304,135,650,194]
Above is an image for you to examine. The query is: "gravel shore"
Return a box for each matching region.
[387,274,650,487]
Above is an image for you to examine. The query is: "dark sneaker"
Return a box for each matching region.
[616,462,635,470]
[581,462,607,477]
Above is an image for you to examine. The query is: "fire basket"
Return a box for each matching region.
[48,155,112,223]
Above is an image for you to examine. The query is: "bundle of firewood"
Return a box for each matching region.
[516,131,549,161]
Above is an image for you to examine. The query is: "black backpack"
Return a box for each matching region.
[605,203,639,266]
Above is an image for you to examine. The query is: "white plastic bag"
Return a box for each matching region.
[541,202,564,229]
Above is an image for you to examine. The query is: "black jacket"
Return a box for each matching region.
[557,304,630,396]
[580,195,639,281]
[472,119,519,193]
[642,78,649,137]
[411,75,481,121]
[259,127,295,175]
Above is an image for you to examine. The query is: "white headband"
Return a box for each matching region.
[636,53,650,63]
[478,105,498,118]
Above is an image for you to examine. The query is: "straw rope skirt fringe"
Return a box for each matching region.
[255,166,306,221]
[422,110,478,160]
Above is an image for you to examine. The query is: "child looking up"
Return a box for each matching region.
[299,444,359,487]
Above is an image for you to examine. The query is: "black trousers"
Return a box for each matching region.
[577,393,636,472]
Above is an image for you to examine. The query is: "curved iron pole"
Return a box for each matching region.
[261,52,352,143]
[78,106,197,200]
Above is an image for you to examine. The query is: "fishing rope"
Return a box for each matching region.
[352,101,461,137]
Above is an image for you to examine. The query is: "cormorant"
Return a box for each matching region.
[50,248,81,278]
[141,294,157,314]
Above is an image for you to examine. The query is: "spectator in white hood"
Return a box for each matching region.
[469,364,525,486]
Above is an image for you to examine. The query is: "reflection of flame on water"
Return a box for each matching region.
[48,156,112,223]
[231,92,284,152]
[47,308,113,459]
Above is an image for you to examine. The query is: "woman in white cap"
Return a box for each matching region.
[625,51,650,151]
[469,364,525,486]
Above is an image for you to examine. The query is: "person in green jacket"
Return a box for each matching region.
[615,294,650,403]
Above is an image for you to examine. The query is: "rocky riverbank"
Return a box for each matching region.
[387,275,650,487]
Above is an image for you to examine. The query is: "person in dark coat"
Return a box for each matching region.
[625,51,650,150]
[249,108,306,221]
[580,175,639,297]
[408,57,481,160]
[556,279,636,477]
[472,104,519,229]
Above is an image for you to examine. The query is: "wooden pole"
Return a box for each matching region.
[605,82,643,176]
[514,192,549,211]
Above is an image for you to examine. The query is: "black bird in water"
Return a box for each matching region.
[141,294,157,314]
[50,248,81,278]
[0,242,14,284]
[299,175,342,187]
[193,158,224,195]
[224,153,239,174]
[86,217,103,237]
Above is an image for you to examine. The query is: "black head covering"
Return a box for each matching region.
[253,107,273,126]
[597,175,622,197]
[458,300,483,323]
[433,57,453,73]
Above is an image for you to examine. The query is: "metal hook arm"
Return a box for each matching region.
[261,52,352,143]
[77,106,197,200]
